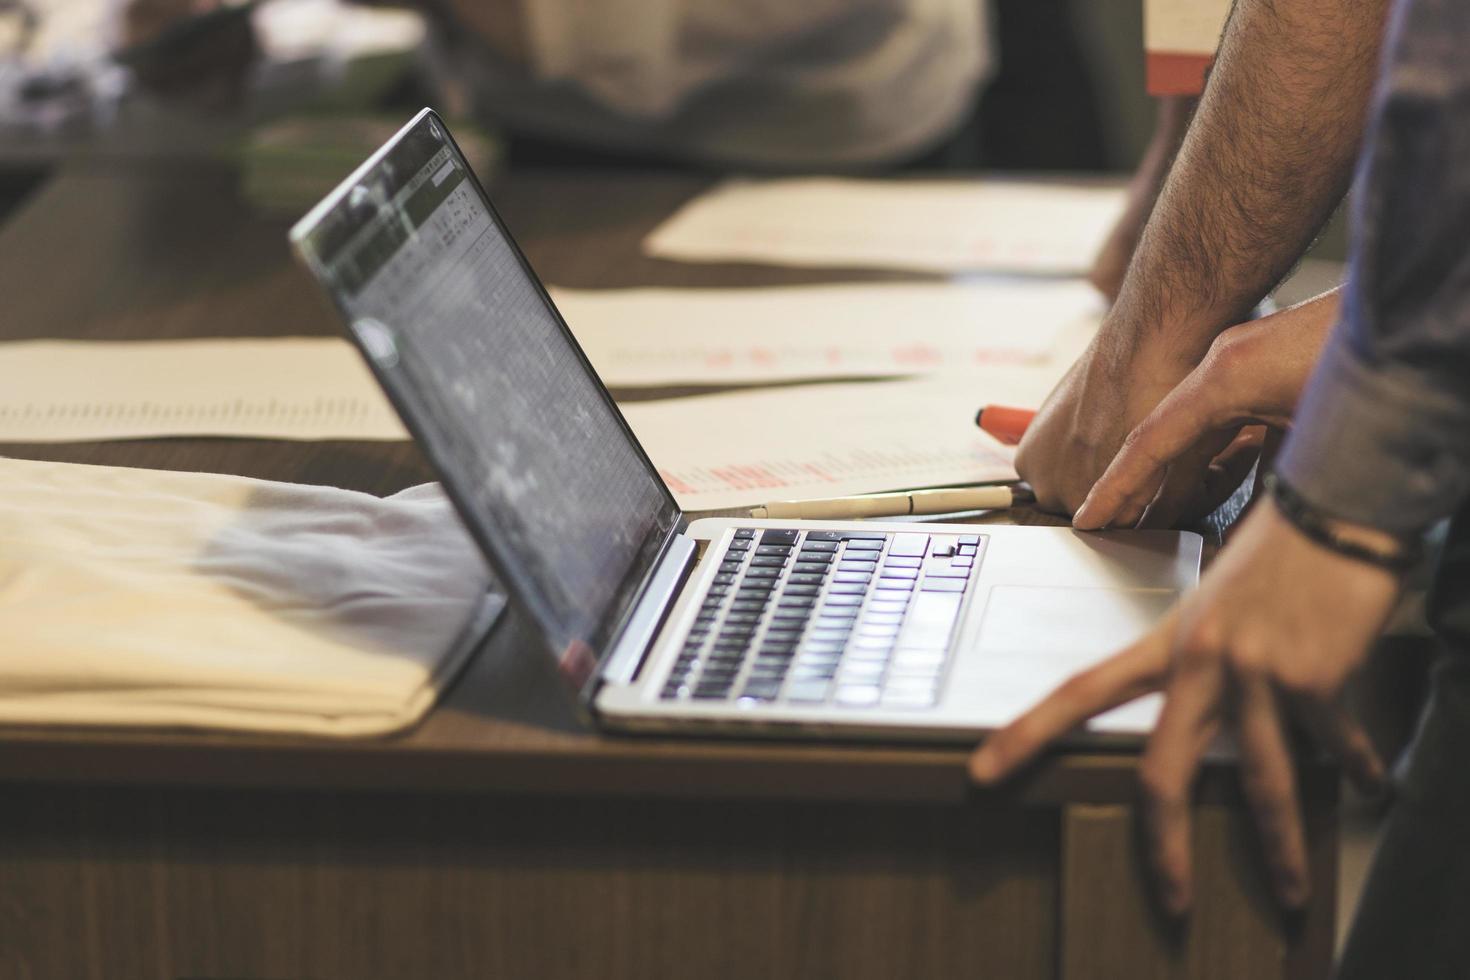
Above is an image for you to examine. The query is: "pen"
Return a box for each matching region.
[749,485,1034,520]
[975,405,1036,446]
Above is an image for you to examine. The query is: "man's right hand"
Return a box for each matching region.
[1069,289,1341,529]
[1014,334,1194,515]
[1019,289,1342,520]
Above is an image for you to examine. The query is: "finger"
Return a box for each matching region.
[1251,427,1287,502]
[970,622,1175,784]
[1289,696,1386,797]
[1196,426,1266,519]
[1228,427,1287,540]
[1236,678,1311,909]
[1137,657,1224,915]
[1136,428,1241,529]
[1073,373,1229,530]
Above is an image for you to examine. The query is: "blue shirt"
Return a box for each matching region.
[1278,0,1470,535]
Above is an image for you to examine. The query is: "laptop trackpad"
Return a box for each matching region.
[976,585,1177,669]
[967,586,1176,732]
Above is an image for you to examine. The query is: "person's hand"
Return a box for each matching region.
[969,498,1398,914]
[1090,96,1198,303]
[1014,331,1193,516]
[1072,289,1340,530]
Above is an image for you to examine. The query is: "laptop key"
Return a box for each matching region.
[799,539,839,553]
[761,529,799,546]
[792,562,829,575]
[883,555,922,568]
[755,543,793,556]
[862,611,904,625]
[726,538,752,551]
[770,611,812,626]
[924,558,968,578]
[802,530,844,542]
[827,582,867,595]
[880,566,919,580]
[720,561,744,574]
[740,679,784,701]
[842,539,883,552]
[734,528,757,539]
[749,555,787,568]
[832,571,872,584]
[795,550,834,565]
[835,684,882,707]
[841,660,886,679]
[713,572,738,586]
[787,572,826,586]
[782,583,821,597]
[888,533,929,557]
[785,680,831,703]
[744,567,780,580]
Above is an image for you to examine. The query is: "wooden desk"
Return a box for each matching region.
[0,164,1336,979]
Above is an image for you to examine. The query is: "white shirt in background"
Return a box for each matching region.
[434,0,993,170]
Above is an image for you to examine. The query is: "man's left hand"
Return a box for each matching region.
[969,498,1397,914]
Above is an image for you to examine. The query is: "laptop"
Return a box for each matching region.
[290,109,1202,744]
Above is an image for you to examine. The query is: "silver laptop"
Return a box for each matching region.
[290,109,1201,744]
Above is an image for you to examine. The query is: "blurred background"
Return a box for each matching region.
[0,1,1178,215]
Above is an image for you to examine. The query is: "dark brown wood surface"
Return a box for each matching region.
[0,161,1336,979]
[0,162,1278,806]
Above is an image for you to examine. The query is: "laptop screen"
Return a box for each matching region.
[291,111,681,681]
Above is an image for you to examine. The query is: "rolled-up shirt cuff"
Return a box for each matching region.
[1276,335,1470,536]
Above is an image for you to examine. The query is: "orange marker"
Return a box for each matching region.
[975,405,1036,446]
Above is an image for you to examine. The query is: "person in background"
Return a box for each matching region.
[1017,0,1385,523]
[975,0,1470,973]
[422,0,994,171]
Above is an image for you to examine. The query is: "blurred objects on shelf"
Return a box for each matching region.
[0,0,439,165]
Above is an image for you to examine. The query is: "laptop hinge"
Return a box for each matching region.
[594,533,697,692]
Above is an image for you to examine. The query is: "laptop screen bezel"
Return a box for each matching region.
[289,108,686,692]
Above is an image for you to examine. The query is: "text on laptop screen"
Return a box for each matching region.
[293,114,679,674]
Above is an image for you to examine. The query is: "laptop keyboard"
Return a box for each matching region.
[660,528,984,710]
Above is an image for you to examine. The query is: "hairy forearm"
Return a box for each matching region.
[1108,0,1387,371]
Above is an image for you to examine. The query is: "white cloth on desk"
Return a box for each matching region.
[0,456,493,737]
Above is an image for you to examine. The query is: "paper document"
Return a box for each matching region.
[0,338,409,442]
[644,177,1128,275]
[552,281,1101,385]
[620,372,1063,512]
